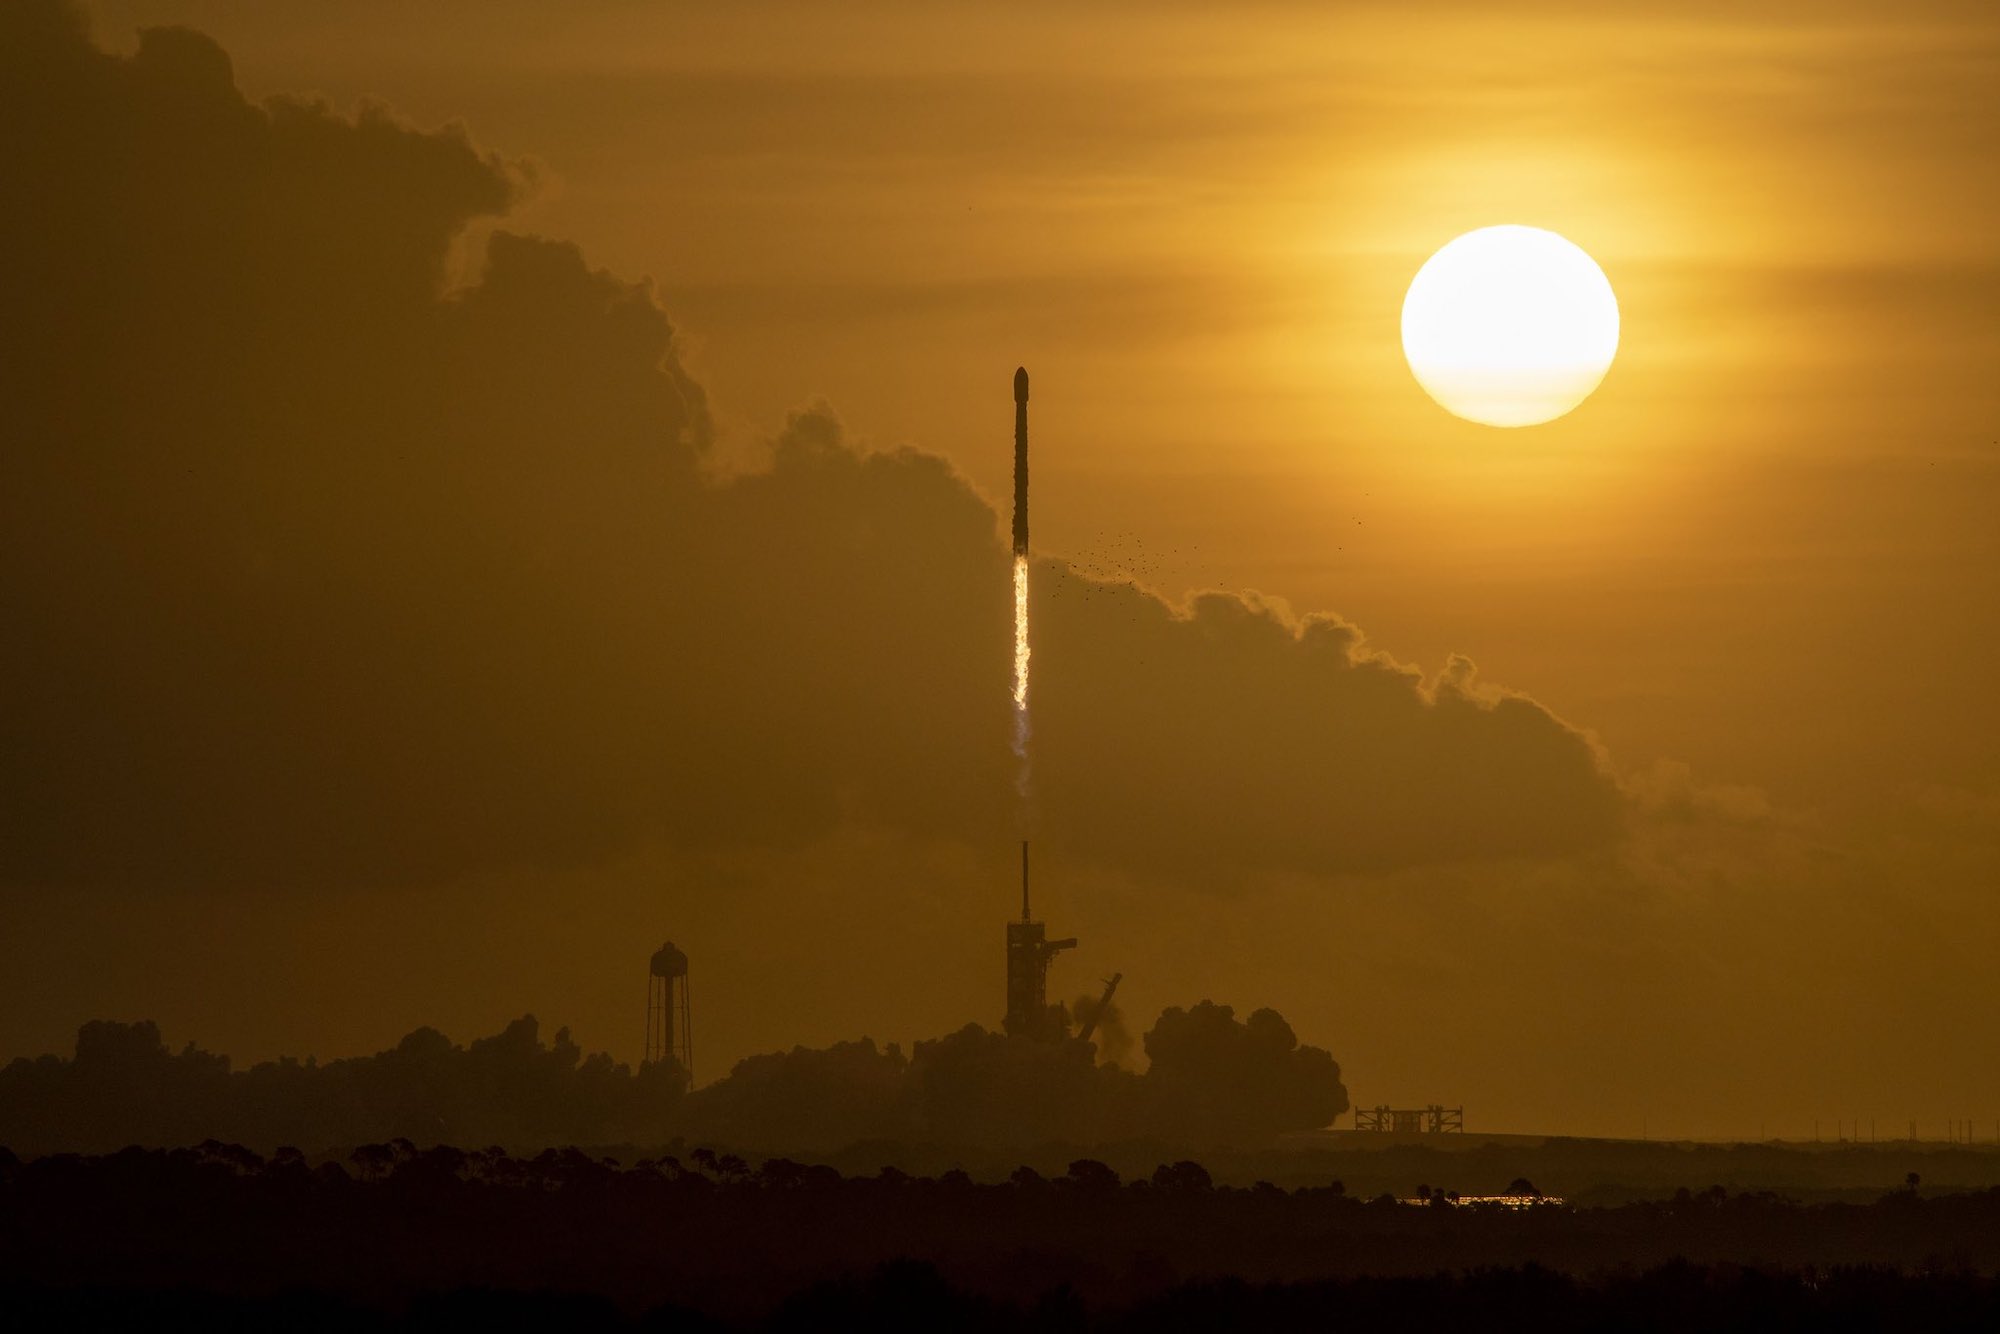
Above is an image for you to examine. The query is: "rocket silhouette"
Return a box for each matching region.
[1013,366,1030,557]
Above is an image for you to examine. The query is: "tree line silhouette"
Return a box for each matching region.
[0,1016,682,1153]
[0,1001,1347,1155]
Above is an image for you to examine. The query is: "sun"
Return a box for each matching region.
[1401,225,1620,428]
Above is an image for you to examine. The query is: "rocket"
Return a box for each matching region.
[1012,366,1030,557]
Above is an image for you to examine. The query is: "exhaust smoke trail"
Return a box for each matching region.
[1011,368,1032,798]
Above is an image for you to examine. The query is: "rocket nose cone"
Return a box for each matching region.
[1013,367,1029,402]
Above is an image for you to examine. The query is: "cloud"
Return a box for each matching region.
[1139,1002,1348,1144]
[1032,586,1621,876]
[1625,760,1773,825]
[679,1037,912,1153]
[1071,987,1131,1065]
[0,2,1622,896]
[679,1002,1347,1152]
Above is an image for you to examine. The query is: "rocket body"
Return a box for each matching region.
[1012,366,1029,557]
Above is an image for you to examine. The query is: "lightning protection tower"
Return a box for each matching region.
[646,941,692,1081]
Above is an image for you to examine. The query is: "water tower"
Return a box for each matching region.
[646,941,692,1081]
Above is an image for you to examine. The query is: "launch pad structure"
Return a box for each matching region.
[1004,841,1077,1041]
[1355,1104,1464,1135]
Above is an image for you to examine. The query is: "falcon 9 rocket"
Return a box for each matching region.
[1012,366,1030,556]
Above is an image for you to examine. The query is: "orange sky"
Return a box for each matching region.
[7,1,1998,1139]
[89,0,2000,811]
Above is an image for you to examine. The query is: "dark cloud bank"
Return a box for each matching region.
[0,1,1622,897]
[0,1004,1347,1156]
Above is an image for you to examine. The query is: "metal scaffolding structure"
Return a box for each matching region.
[1355,1104,1464,1134]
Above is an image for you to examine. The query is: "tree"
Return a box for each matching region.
[1064,1159,1120,1192]
[1151,1161,1214,1191]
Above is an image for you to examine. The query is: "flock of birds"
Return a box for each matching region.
[1060,529,1183,589]
[1049,530,1212,621]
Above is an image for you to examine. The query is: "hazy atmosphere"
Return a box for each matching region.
[5,0,1998,1144]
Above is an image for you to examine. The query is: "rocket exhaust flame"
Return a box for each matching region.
[1011,367,1032,796]
[1012,553,1031,758]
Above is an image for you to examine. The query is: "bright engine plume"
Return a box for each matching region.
[1012,553,1030,740]
[1011,367,1032,791]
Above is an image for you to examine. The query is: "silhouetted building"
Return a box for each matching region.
[647,942,692,1081]
[1355,1104,1463,1134]
[1004,842,1075,1041]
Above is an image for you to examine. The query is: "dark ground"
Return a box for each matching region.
[805,1131,2000,1205]
[5,1142,1999,1330]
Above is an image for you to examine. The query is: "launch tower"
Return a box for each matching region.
[1004,841,1076,1041]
